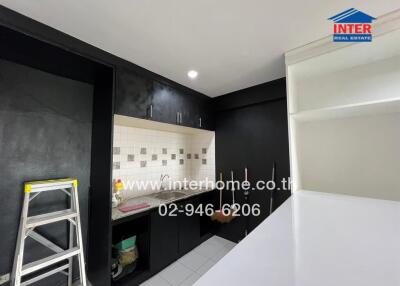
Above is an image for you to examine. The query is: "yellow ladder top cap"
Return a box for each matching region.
[24,184,32,193]
[24,178,77,193]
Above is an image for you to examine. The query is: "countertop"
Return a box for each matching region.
[194,190,400,286]
[112,187,214,221]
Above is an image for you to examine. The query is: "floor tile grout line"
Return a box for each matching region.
[195,257,218,276]
[161,275,173,286]
[202,238,235,250]
[141,236,236,286]
[143,273,174,286]
[194,256,214,274]
[179,253,212,276]
[176,259,199,273]
[208,236,235,246]
[160,261,196,286]
[177,271,200,286]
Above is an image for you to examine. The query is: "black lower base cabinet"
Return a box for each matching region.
[177,197,201,255]
[150,210,179,273]
[111,193,216,286]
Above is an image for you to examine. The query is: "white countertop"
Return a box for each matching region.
[194,191,400,286]
[112,188,213,221]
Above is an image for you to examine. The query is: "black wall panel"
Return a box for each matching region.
[214,78,287,111]
[0,59,93,285]
[86,67,114,286]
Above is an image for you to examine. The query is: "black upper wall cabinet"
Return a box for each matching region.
[115,66,214,130]
[116,66,154,119]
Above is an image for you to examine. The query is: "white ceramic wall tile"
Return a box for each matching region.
[113,125,215,198]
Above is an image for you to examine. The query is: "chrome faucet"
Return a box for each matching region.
[160,174,170,191]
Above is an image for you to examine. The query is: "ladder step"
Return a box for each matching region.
[25,178,77,193]
[26,209,77,228]
[21,247,80,276]
[29,183,74,193]
[21,264,69,286]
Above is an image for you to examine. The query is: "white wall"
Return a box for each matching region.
[296,113,400,201]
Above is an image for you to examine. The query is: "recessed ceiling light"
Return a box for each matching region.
[187,70,198,79]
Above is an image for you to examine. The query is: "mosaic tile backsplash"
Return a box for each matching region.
[113,125,216,198]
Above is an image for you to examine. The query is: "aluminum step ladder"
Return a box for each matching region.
[11,178,87,286]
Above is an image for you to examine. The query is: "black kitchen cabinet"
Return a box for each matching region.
[198,97,215,130]
[115,66,153,119]
[150,210,179,272]
[200,190,219,237]
[111,192,215,286]
[214,79,291,242]
[177,198,201,255]
[178,89,199,128]
[115,68,214,130]
[151,81,182,125]
[149,195,210,271]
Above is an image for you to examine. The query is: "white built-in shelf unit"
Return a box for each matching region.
[285,9,400,201]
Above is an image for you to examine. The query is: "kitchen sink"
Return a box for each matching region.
[150,190,187,201]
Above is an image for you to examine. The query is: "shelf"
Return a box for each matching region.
[290,98,400,122]
[111,215,151,286]
[114,114,213,135]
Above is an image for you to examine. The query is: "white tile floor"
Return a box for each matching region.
[140,236,236,286]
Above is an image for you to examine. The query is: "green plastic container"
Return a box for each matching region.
[114,236,136,250]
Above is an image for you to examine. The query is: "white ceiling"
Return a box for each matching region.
[0,1,398,97]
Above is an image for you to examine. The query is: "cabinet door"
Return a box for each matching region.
[178,198,201,255]
[152,81,183,125]
[199,191,219,237]
[150,210,179,272]
[184,94,215,130]
[152,82,203,128]
[115,67,215,130]
[115,66,153,118]
[179,93,198,128]
[198,98,215,130]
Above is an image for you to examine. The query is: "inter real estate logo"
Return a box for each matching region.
[328,8,376,42]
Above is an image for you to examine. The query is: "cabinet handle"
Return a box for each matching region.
[149,104,153,118]
[177,112,180,124]
[180,112,183,124]
[199,117,202,128]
